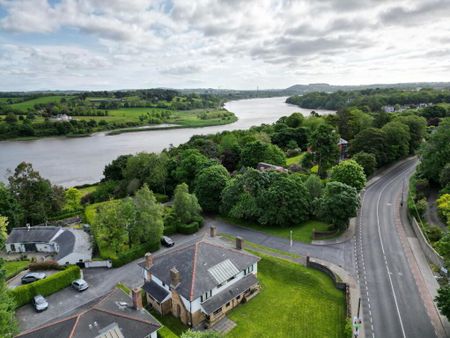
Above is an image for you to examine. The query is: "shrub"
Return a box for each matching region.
[111,241,160,268]
[9,265,80,309]
[415,198,428,219]
[426,226,443,243]
[177,222,199,235]
[29,260,63,271]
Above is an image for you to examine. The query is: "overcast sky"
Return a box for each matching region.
[1,0,450,91]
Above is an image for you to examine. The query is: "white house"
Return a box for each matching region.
[140,234,260,328]
[5,226,92,265]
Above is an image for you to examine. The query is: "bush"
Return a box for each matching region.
[9,265,80,309]
[426,226,443,243]
[111,241,160,268]
[176,222,199,235]
[29,260,63,271]
[163,223,177,235]
[415,198,428,219]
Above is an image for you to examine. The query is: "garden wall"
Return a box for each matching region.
[409,215,445,267]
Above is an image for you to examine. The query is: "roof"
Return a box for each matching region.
[140,239,260,301]
[143,280,170,303]
[202,274,258,314]
[338,138,348,145]
[54,230,75,260]
[16,288,161,338]
[7,226,61,244]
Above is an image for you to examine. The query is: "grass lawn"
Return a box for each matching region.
[78,184,98,197]
[220,216,331,243]
[150,309,188,337]
[226,254,346,338]
[10,95,70,111]
[3,261,29,279]
[286,153,305,166]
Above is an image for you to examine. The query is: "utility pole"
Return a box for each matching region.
[401,179,405,207]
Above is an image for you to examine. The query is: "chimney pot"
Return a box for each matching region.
[170,267,181,288]
[210,225,217,237]
[132,287,143,310]
[236,236,243,250]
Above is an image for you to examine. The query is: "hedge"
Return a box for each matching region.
[29,260,64,271]
[163,224,177,235]
[9,265,80,309]
[176,222,199,235]
[111,241,160,268]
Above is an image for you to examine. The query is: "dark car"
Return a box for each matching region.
[161,236,175,247]
[32,295,48,312]
[21,272,47,284]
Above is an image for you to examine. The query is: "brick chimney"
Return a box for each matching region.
[210,225,217,237]
[236,236,243,250]
[145,252,153,269]
[131,287,143,310]
[170,267,181,288]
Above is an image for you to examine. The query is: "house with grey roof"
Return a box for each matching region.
[139,234,260,328]
[15,287,161,338]
[5,226,92,265]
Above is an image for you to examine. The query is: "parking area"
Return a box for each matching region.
[8,270,60,289]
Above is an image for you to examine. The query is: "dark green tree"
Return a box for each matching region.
[395,115,426,154]
[239,141,286,168]
[381,121,410,162]
[309,124,339,178]
[103,154,131,181]
[0,183,23,230]
[350,128,388,166]
[352,152,377,177]
[436,285,450,321]
[318,181,360,230]
[173,183,202,225]
[194,165,230,213]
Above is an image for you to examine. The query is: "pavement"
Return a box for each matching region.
[8,270,59,289]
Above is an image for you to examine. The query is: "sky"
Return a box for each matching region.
[0,0,450,91]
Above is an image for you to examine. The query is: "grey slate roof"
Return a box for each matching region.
[201,273,258,314]
[140,239,260,301]
[7,226,60,244]
[15,288,161,338]
[143,280,170,303]
[54,230,75,260]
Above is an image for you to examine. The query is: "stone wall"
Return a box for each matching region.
[409,215,444,267]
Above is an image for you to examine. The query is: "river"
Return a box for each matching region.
[0,96,333,186]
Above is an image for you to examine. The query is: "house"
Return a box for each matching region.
[139,234,260,328]
[15,287,161,338]
[51,114,72,122]
[256,162,288,173]
[337,138,348,161]
[5,226,92,265]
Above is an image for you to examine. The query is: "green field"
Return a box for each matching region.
[227,253,345,338]
[286,153,306,166]
[3,261,29,279]
[220,216,331,243]
[10,95,69,111]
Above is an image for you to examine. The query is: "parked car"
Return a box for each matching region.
[72,278,89,291]
[21,272,47,284]
[161,236,175,247]
[32,295,48,312]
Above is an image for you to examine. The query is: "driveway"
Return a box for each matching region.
[8,270,60,289]
[16,230,208,331]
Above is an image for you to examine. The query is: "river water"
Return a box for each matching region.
[0,96,332,186]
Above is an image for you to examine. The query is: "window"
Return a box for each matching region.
[244,265,254,275]
[201,290,212,303]
[226,302,230,307]
[213,307,222,315]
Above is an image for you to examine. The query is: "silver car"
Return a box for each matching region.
[21,272,47,284]
[32,295,48,312]
[72,279,89,291]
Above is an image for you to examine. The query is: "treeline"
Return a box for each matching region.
[287,88,450,111]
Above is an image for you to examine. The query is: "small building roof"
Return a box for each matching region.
[7,226,61,244]
[140,239,260,301]
[201,274,258,314]
[53,230,75,260]
[143,280,170,303]
[15,288,161,338]
[338,138,348,145]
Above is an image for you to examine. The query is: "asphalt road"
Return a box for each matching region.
[355,158,436,338]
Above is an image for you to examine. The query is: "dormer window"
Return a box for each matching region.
[201,290,212,303]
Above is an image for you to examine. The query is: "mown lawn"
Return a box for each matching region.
[10,95,70,111]
[3,260,29,279]
[220,216,331,243]
[286,153,305,166]
[227,254,346,338]
[150,309,188,336]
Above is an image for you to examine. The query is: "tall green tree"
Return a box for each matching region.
[350,128,388,166]
[239,141,286,168]
[173,183,202,225]
[381,121,410,162]
[352,152,377,177]
[318,182,360,230]
[103,154,131,181]
[436,285,450,321]
[8,162,65,224]
[130,185,164,246]
[64,187,82,212]
[0,183,23,230]
[194,165,230,213]
[419,118,450,184]
[330,160,367,192]
[0,216,19,337]
[309,124,339,178]
[395,115,426,154]
[174,149,215,187]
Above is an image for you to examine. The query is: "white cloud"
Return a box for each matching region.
[0,0,449,90]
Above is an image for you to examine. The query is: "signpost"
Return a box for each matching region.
[290,230,293,247]
[353,298,362,337]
